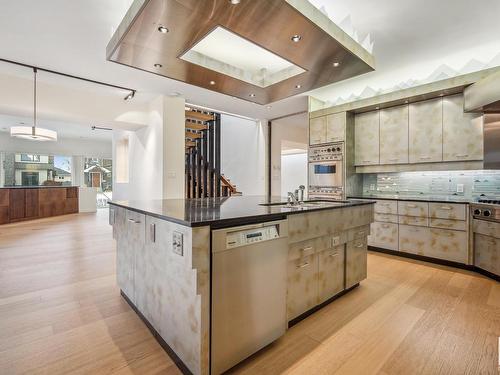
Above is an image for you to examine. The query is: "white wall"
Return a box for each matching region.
[112,95,185,201]
[270,116,308,196]
[281,153,308,197]
[221,114,266,196]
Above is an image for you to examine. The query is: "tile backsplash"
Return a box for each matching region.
[362,170,500,201]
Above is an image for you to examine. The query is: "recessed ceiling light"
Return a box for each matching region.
[154,63,162,68]
[229,0,241,4]
[209,80,216,85]
[333,62,340,67]
[295,84,302,89]
[158,26,169,33]
[291,35,302,43]
[249,93,256,97]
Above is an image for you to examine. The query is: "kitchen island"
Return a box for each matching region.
[109,196,374,375]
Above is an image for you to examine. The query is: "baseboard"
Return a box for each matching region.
[368,246,499,282]
[120,291,193,375]
[288,283,360,328]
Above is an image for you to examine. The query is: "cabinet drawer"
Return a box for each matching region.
[374,213,399,223]
[430,218,467,231]
[318,246,345,303]
[399,225,431,255]
[474,234,499,276]
[399,215,429,227]
[398,201,429,217]
[429,228,468,264]
[369,222,398,251]
[472,219,500,239]
[429,203,466,220]
[347,225,370,241]
[287,254,318,320]
[374,200,398,214]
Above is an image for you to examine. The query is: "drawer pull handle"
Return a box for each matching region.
[382,224,390,229]
[355,243,364,248]
[150,223,156,243]
[128,218,141,224]
[438,206,452,210]
[455,154,469,158]
[329,252,339,258]
[420,156,431,160]
[406,204,417,208]
[362,160,372,163]
[301,246,313,252]
[297,262,310,269]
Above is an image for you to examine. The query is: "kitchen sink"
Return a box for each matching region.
[259,200,350,207]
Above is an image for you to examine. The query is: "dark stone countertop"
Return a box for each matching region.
[0,185,78,189]
[109,196,375,228]
[348,194,473,204]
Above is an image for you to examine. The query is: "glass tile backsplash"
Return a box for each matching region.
[362,170,500,201]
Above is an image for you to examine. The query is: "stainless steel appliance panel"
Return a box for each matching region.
[484,114,500,169]
[211,220,289,374]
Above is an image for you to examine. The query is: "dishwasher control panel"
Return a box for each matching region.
[226,225,280,249]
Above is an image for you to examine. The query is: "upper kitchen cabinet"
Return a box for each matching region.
[442,94,483,162]
[409,98,443,163]
[310,116,327,145]
[355,111,380,165]
[326,113,346,143]
[379,105,409,164]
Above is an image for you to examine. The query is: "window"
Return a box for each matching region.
[20,154,41,162]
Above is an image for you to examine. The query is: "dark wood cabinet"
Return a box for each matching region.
[9,189,26,221]
[1,187,79,224]
[25,189,39,218]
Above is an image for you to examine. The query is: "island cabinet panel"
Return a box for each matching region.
[318,246,345,303]
[369,221,398,250]
[374,200,398,215]
[354,110,380,166]
[287,205,374,243]
[474,234,499,276]
[0,190,8,224]
[9,189,26,221]
[326,113,346,143]
[25,189,39,218]
[409,98,443,163]
[442,94,483,162]
[428,228,468,264]
[38,188,66,218]
[379,105,409,164]
[429,218,467,231]
[346,237,368,288]
[310,116,327,145]
[287,254,318,320]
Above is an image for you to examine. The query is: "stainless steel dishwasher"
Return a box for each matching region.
[211,219,289,374]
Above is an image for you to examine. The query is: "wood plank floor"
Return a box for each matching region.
[0,211,499,374]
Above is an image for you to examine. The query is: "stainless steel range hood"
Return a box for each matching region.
[106,0,375,105]
[464,71,500,169]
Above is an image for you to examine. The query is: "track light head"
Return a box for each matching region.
[124,91,135,101]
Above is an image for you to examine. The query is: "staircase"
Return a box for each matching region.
[185,108,240,198]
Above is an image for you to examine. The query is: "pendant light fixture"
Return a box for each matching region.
[10,68,58,141]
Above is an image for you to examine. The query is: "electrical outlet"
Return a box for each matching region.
[172,231,183,256]
[456,184,464,193]
[331,236,341,247]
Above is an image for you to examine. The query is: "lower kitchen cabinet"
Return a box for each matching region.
[116,209,144,304]
[318,246,345,303]
[399,224,431,256]
[0,190,8,224]
[474,234,499,276]
[368,221,398,250]
[287,254,318,320]
[346,238,368,289]
[428,228,468,264]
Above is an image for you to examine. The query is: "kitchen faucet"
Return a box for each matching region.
[287,185,306,205]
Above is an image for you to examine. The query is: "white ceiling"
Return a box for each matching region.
[0,114,112,141]
[0,0,499,121]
